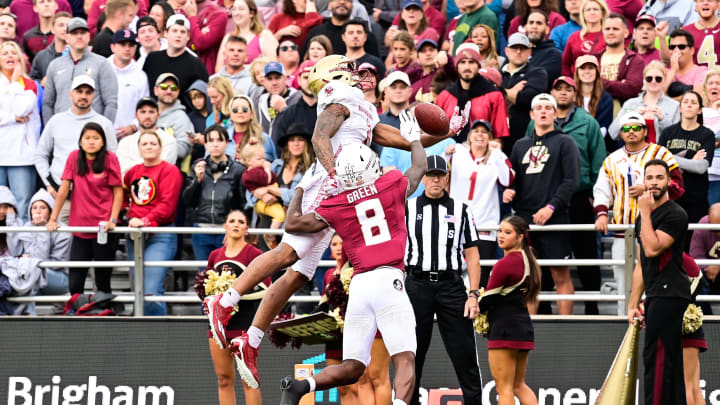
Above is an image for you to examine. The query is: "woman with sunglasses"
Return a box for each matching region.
[215,0,278,73]
[573,55,614,150]
[609,60,679,143]
[561,0,610,77]
[227,95,276,162]
[658,90,715,232]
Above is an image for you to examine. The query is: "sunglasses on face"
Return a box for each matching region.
[621,124,644,133]
[645,75,663,83]
[159,83,178,91]
[232,106,250,113]
[668,44,688,50]
[280,45,298,52]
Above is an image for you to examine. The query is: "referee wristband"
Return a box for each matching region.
[546,204,555,211]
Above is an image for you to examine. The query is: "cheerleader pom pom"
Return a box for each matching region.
[682,304,703,335]
[329,307,344,331]
[474,312,489,336]
[194,269,209,300]
[204,270,237,297]
[325,274,348,309]
[340,264,354,294]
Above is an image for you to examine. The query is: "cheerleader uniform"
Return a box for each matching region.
[205,244,269,340]
[681,253,708,352]
[479,251,534,350]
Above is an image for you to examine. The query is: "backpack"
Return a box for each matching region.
[62,291,124,316]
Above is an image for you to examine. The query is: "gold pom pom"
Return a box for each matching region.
[682,304,703,335]
[205,270,239,316]
[474,312,489,335]
[340,263,353,295]
[329,307,344,331]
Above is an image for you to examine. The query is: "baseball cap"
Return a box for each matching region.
[67,17,89,33]
[507,32,531,48]
[166,14,190,30]
[553,76,576,90]
[71,74,95,90]
[298,60,316,75]
[531,93,557,109]
[136,96,158,110]
[401,0,423,9]
[575,54,599,69]
[471,119,493,133]
[136,16,158,32]
[618,111,646,127]
[264,61,285,76]
[155,72,179,86]
[416,38,438,51]
[635,14,656,27]
[426,155,448,174]
[111,28,137,44]
[385,70,411,87]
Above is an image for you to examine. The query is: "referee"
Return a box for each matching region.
[405,155,483,405]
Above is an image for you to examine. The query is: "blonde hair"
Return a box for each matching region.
[643,60,667,90]
[230,95,264,152]
[703,68,720,105]
[249,57,271,86]
[578,0,609,39]
[0,42,28,79]
[138,130,163,146]
[232,0,264,35]
[208,76,234,118]
[240,141,265,164]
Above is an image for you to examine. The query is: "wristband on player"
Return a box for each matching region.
[596,212,608,219]
[468,289,480,299]
[546,204,556,211]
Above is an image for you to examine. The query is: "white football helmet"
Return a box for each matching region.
[335,144,381,190]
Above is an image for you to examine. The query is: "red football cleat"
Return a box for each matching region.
[204,295,233,349]
[230,333,260,389]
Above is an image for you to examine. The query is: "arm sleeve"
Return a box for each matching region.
[593,158,614,215]
[657,102,680,134]
[492,150,514,187]
[668,166,685,200]
[33,126,54,187]
[189,9,227,52]
[99,61,118,122]
[561,35,575,77]
[548,137,580,211]
[460,203,480,249]
[42,65,56,123]
[602,55,644,101]
[674,156,709,174]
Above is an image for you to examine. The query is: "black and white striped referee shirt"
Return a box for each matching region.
[405,191,480,272]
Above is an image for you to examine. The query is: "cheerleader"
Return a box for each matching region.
[479,216,540,405]
[681,253,708,405]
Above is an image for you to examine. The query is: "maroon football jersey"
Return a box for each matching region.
[316,170,409,275]
[684,22,720,68]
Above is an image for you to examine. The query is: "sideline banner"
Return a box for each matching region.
[1,318,719,404]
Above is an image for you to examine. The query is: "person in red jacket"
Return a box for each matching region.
[183,0,228,75]
[267,0,323,48]
[124,130,184,316]
[598,13,644,102]
[561,0,609,77]
[436,42,508,143]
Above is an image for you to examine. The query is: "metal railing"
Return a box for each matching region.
[2,224,720,316]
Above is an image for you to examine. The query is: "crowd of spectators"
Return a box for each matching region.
[2,0,720,315]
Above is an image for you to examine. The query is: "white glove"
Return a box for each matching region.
[319,175,344,198]
[399,109,421,143]
[449,103,471,135]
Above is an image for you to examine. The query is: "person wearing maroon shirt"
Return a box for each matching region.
[87,0,148,37]
[407,38,454,103]
[10,0,72,40]
[268,0,323,48]
[124,130,184,316]
[183,0,228,75]
[389,0,445,40]
[560,0,609,77]
[681,0,720,70]
[46,122,124,297]
[22,0,58,62]
[479,215,540,405]
[279,138,427,405]
[680,253,708,405]
[205,210,266,405]
[632,14,661,66]
[598,13,644,103]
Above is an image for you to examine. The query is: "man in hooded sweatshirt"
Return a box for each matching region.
[154,72,193,164]
[503,93,580,315]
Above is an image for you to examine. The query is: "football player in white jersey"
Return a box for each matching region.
[204,55,470,389]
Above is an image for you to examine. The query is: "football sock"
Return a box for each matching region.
[219,288,241,307]
[306,377,316,392]
[247,326,264,349]
[393,400,408,405]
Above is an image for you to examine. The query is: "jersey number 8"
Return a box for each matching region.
[355,198,392,246]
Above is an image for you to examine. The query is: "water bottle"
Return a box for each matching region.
[97,221,108,245]
[627,165,633,187]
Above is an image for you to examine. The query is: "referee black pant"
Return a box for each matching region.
[644,297,688,405]
[406,271,483,405]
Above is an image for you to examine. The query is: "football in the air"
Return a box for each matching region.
[415,103,449,136]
